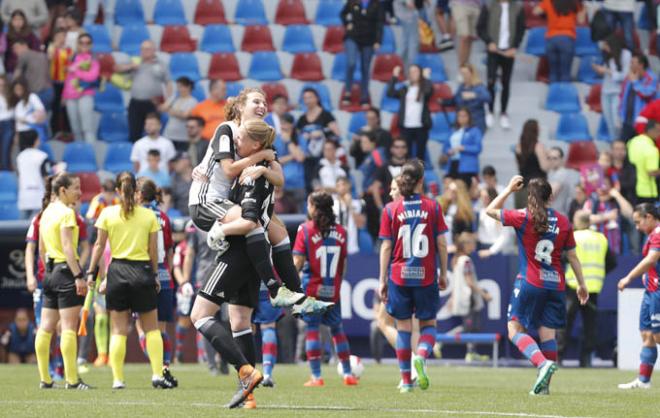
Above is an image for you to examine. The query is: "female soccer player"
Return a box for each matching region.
[292,191,358,387]
[86,172,176,389]
[485,175,588,395]
[617,203,660,390]
[36,172,90,389]
[378,160,448,393]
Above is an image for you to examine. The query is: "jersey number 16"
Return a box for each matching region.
[398,224,429,259]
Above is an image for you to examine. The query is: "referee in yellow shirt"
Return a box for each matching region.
[86,172,176,389]
[36,173,90,389]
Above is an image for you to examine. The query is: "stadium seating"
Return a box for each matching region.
[39,141,55,162]
[63,142,98,173]
[290,53,324,81]
[226,82,245,98]
[429,83,453,113]
[315,0,343,26]
[118,23,151,56]
[555,113,591,142]
[84,25,112,53]
[378,26,396,55]
[348,112,367,136]
[524,1,546,28]
[234,0,268,25]
[339,84,368,112]
[282,25,316,53]
[597,116,612,142]
[414,54,447,82]
[299,82,333,111]
[381,83,403,113]
[577,56,603,85]
[322,26,345,53]
[153,0,187,25]
[169,53,201,82]
[331,52,361,82]
[98,112,129,143]
[97,53,116,79]
[241,25,275,52]
[104,142,134,173]
[566,140,598,170]
[191,83,207,101]
[200,25,235,53]
[372,54,404,82]
[194,0,227,25]
[0,171,18,203]
[76,172,102,202]
[525,27,547,56]
[275,0,309,25]
[208,53,242,81]
[160,25,196,53]
[114,0,145,26]
[358,228,374,254]
[586,84,602,113]
[545,82,580,113]
[262,83,289,104]
[247,52,283,81]
[0,202,19,220]
[429,111,456,143]
[575,27,599,56]
[94,84,125,113]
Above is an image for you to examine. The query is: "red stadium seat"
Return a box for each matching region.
[339,84,368,112]
[524,1,546,28]
[241,26,275,52]
[566,141,598,170]
[372,54,404,82]
[160,25,196,53]
[290,53,324,81]
[586,84,602,113]
[536,56,549,84]
[261,83,290,105]
[322,26,345,53]
[429,83,453,113]
[76,172,102,203]
[97,53,115,79]
[208,53,242,81]
[275,0,308,25]
[194,0,228,25]
[390,114,400,138]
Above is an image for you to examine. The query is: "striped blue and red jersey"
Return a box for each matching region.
[293,220,348,303]
[378,194,448,287]
[642,225,660,292]
[145,203,174,289]
[501,208,575,291]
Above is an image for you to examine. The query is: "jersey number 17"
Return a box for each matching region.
[315,245,340,278]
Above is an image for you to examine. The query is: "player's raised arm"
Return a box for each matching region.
[486,175,524,221]
[618,251,660,291]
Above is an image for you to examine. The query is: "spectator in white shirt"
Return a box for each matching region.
[130,112,176,173]
[333,176,366,255]
[315,139,347,192]
[160,76,198,152]
[9,78,45,134]
[16,130,51,219]
[477,186,513,258]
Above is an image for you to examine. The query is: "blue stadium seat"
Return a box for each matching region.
[282,25,316,53]
[153,0,187,25]
[247,52,282,81]
[555,113,591,142]
[94,84,125,113]
[39,141,55,161]
[200,25,235,53]
[226,82,245,98]
[377,25,396,55]
[104,142,134,173]
[575,27,599,56]
[430,111,456,143]
[331,52,361,82]
[358,228,374,254]
[118,23,150,56]
[597,115,612,142]
[577,56,603,85]
[380,82,403,113]
[299,82,333,111]
[169,53,201,82]
[0,171,17,203]
[114,0,145,26]
[84,24,112,53]
[0,202,20,220]
[348,112,367,136]
[414,54,447,82]
[639,3,652,31]
[63,142,98,173]
[98,112,129,142]
[191,83,206,101]
[234,0,268,25]
[545,82,580,113]
[315,0,343,26]
[525,27,546,56]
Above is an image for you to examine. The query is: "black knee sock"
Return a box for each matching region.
[272,240,304,294]
[246,229,281,298]
[196,317,248,371]
[233,329,256,367]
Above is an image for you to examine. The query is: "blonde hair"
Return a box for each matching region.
[438,180,474,223]
[224,87,267,123]
[243,119,276,149]
[461,63,482,85]
[455,232,476,254]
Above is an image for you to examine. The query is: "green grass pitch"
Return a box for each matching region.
[1,363,658,417]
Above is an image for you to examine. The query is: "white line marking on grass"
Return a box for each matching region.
[0,400,593,418]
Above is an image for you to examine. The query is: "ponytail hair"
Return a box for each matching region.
[51,172,75,199]
[137,177,162,204]
[397,159,425,197]
[527,177,553,235]
[40,175,55,213]
[223,87,266,123]
[309,191,336,237]
[116,171,136,219]
[243,119,276,149]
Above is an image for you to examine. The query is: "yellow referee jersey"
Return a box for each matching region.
[39,201,79,263]
[95,205,160,261]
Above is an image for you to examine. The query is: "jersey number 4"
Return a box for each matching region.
[398,224,429,259]
[315,245,340,278]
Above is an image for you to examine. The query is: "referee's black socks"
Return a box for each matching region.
[246,228,281,298]
[195,317,248,371]
[233,329,256,367]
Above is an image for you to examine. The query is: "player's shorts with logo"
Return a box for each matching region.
[302,303,343,327]
[508,278,566,329]
[43,262,85,309]
[189,199,235,232]
[639,290,660,333]
[106,259,158,313]
[252,285,284,324]
[386,280,440,321]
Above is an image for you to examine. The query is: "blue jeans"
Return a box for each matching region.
[84,0,116,34]
[36,87,54,113]
[344,38,374,103]
[604,10,634,52]
[601,90,620,141]
[398,17,419,71]
[546,36,574,83]
[0,119,14,170]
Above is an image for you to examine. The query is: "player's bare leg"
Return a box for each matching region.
[508,320,555,395]
[618,331,657,390]
[536,326,559,395]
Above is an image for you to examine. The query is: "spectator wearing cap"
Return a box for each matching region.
[170,152,193,216]
[185,116,208,167]
[160,76,198,152]
[12,38,53,111]
[4,10,41,74]
[1,1,48,31]
[190,79,226,140]
[350,107,392,166]
[264,94,289,136]
[315,139,348,192]
[620,53,658,141]
[138,149,171,188]
[274,112,306,206]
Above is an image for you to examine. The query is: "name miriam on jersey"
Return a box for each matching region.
[397,209,429,223]
[311,230,346,244]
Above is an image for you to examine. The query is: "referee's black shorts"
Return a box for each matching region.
[189,199,235,232]
[106,259,158,313]
[197,237,260,309]
[43,262,84,309]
